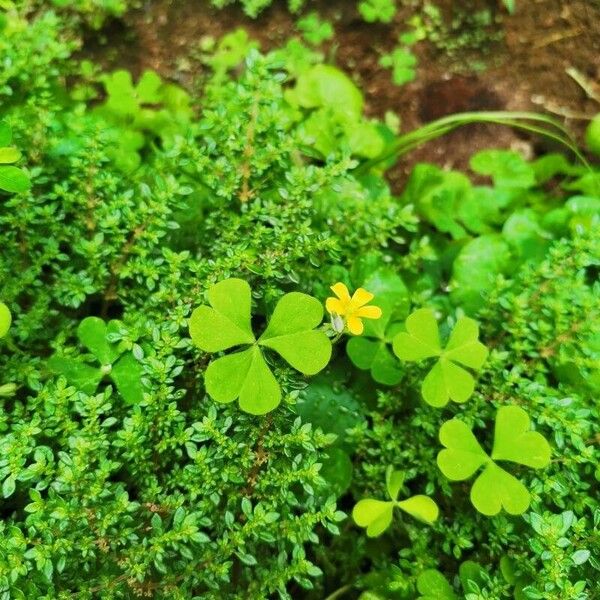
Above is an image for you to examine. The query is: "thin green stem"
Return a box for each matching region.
[323,583,353,600]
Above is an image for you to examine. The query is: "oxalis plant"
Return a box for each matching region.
[189,278,332,414]
[191,279,551,522]
[352,467,439,537]
[438,405,552,515]
[48,317,144,404]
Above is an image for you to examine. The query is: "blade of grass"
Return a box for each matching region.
[357,111,587,174]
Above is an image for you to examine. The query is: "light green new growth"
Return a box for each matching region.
[393,308,488,406]
[352,467,439,537]
[437,406,551,515]
[189,278,332,415]
[0,302,11,338]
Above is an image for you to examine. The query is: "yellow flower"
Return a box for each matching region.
[326,282,382,335]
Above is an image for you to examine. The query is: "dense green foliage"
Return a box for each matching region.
[0,2,598,599]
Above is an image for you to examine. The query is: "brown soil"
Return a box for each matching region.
[88,0,600,189]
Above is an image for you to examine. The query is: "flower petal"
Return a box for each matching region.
[330,282,351,303]
[326,297,347,316]
[356,305,382,320]
[347,316,364,335]
[351,287,375,308]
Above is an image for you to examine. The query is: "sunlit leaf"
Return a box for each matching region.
[0,165,31,193]
[437,419,489,480]
[470,462,530,516]
[205,346,281,415]
[397,495,439,524]
[393,308,441,361]
[492,405,551,468]
[189,278,255,352]
[259,292,331,375]
[0,302,11,338]
[352,499,394,537]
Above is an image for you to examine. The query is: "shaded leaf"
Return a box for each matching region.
[48,357,102,395]
[417,569,457,600]
[77,317,120,365]
[111,353,145,404]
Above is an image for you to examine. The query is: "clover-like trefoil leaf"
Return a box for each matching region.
[189,279,331,415]
[49,317,144,404]
[393,309,488,407]
[352,468,439,537]
[437,406,551,515]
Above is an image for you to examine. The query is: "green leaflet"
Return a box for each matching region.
[352,467,439,537]
[189,279,255,352]
[189,278,332,415]
[0,121,31,193]
[393,309,488,407]
[49,317,144,404]
[0,302,11,338]
[437,406,551,515]
[416,569,458,600]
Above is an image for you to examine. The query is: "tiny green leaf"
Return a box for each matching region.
[2,476,16,498]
